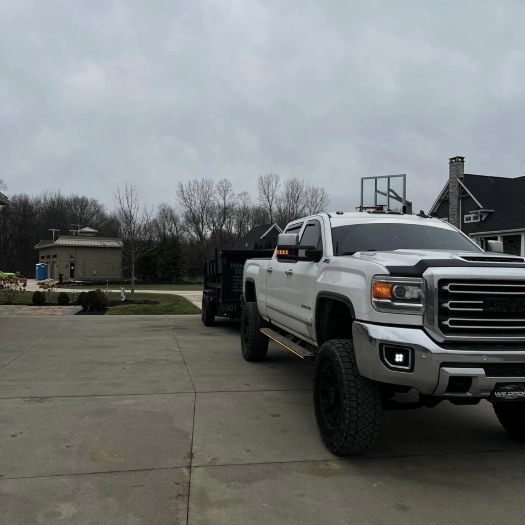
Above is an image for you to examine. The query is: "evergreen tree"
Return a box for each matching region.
[156,236,187,282]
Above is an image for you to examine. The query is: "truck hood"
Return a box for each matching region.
[350,249,525,269]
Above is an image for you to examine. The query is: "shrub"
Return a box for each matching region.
[76,291,86,305]
[0,272,27,304]
[81,290,106,311]
[32,290,46,305]
[57,292,70,305]
[38,282,57,303]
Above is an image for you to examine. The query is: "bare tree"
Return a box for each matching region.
[0,179,7,192]
[176,179,215,243]
[153,203,184,240]
[213,179,237,241]
[275,177,307,227]
[114,183,154,300]
[257,173,280,223]
[304,186,330,216]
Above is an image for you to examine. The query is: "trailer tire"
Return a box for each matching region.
[313,339,383,456]
[493,402,525,442]
[202,296,215,326]
[241,302,268,362]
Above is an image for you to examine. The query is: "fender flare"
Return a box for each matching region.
[315,291,356,346]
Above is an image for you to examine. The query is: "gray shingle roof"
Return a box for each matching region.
[232,224,281,250]
[0,191,10,206]
[462,174,525,233]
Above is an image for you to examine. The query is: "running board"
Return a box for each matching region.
[260,328,317,361]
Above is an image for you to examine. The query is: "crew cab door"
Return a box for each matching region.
[264,221,303,326]
[284,219,324,339]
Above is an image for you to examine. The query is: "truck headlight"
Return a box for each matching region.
[372,276,424,315]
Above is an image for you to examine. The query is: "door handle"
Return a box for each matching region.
[267,267,273,273]
[285,269,293,276]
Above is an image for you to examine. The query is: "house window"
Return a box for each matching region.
[464,213,480,223]
[52,254,57,259]
[46,255,51,259]
[40,255,44,260]
[70,254,76,259]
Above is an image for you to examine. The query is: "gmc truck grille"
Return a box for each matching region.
[438,280,525,338]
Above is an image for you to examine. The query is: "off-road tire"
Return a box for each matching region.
[313,339,383,456]
[240,302,268,362]
[493,402,525,442]
[201,296,215,327]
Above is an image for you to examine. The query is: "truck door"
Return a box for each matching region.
[264,221,303,327]
[284,219,324,340]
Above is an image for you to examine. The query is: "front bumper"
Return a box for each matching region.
[352,322,525,398]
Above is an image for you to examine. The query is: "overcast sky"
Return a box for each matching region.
[2,0,525,215]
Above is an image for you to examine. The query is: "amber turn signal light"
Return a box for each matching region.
[372,282,392,299]
[277,249,289,255]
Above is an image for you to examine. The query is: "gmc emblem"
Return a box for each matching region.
[484,298,525,313]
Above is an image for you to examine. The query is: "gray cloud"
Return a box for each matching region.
[1,0,525,215]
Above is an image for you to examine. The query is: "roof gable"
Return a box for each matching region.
[462,174,525,232]
[232,224,282,250]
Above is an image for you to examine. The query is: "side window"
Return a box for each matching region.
[299,221,322,257]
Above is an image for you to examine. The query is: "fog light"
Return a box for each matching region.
[382,345,414,372]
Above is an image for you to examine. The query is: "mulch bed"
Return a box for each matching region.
[76,298,159,315]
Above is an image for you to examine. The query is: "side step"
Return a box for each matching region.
[260,328,317,361]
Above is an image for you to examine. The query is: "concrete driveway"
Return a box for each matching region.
[1,315,524,524]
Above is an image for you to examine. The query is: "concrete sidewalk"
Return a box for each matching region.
[1,315,524,524]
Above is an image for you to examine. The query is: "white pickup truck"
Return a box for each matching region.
[240,210,525,455]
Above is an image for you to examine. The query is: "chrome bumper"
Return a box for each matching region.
[352,322,525,398]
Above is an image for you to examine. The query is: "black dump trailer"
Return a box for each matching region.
[202,248,273,326]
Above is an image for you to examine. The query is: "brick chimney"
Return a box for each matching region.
[448,156,465,228]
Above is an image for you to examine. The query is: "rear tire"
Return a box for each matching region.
[493,402,525,442]
[240,302,268,362]
[202,296,215,326]
[313,339,383,456]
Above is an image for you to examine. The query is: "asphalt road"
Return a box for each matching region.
[1,315,524,524]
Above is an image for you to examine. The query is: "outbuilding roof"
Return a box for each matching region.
[36,237,123,249]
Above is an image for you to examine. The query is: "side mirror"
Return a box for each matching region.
[277,233,298,247]
[487,240,503,253]
[276,233,299,261]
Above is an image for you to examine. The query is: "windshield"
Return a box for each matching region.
[332,222,481,254]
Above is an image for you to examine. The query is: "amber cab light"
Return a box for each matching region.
[372,282,392,299]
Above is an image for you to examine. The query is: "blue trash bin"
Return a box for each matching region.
[35,263,48,281]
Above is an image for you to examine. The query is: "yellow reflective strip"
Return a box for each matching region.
[260,330,304,359]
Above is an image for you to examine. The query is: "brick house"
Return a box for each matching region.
[429,156,525,256]
[35,227,123,282]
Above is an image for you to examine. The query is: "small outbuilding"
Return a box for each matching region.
[35,227,123,282]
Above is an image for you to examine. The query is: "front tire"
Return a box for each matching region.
[240,302,268,362]
[494,402,525,442]
[313,339,383,456]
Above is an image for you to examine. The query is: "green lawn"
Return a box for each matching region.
[62,283,203,292]
[106,293,200,315]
